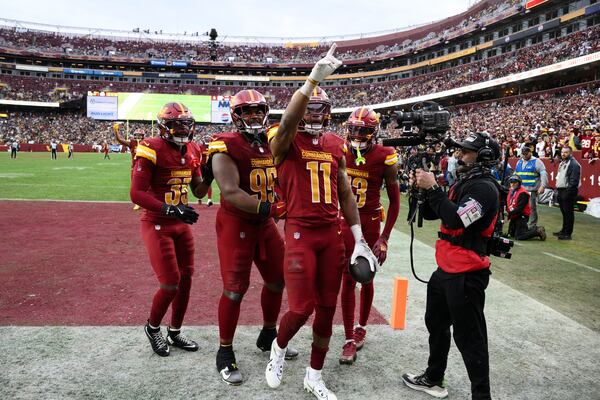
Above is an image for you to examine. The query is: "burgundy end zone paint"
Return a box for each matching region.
[0,201,387,326]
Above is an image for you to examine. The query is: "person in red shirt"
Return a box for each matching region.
[208,89,296,385]
[265,45,378,400]
[338,107,400,365]
[130,102,210,357]
[506,175,546,240]
[102,141,110,159]
[114,125,146,210]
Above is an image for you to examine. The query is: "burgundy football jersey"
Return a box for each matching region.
[345,144,398,215]
[208,132,277,220]
[135,137,201,223]
[271,129,347,226]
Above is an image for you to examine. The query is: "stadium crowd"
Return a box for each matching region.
[1,23,597,105]
[3,83,598,160]
[0,0,519,63]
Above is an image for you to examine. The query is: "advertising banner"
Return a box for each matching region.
[211,95,232,124]
[86,95,118,120]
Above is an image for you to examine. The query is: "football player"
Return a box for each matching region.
[130,102,210,357]
[265,44,378,400]
[208,89,297,385]
[114,125,146,210]
[338,107,400,365]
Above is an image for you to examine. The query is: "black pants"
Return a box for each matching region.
[68,150,73,158]
[425,268,491,400]
[11,149,17,159]
[508,216,539,240]
[51,149,57,159]
[557,188,577,235]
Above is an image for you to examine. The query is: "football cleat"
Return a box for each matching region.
[144,322,169,357]
[166,327,198,352]
[265,339,286,388]
[303,367,337,400]
[402,372,448,398]
[216,346,243,385]
[256,327,299,360]
[207,199,214,207]
[353,326,367,350]
[339,341,357,365]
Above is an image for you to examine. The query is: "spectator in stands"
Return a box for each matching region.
[554,146,581,240]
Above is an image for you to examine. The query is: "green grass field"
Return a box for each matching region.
[117,92,211,122]
[2,152,599,331]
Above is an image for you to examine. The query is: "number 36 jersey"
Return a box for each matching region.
[134,137,202,223]
[270,128,347,227]
[208,132,277,221]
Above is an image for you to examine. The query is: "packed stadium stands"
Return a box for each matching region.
[0,0,520,63]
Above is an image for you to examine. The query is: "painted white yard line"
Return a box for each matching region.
[542,252,600,273]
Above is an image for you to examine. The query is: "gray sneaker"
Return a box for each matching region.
[402,372,448,398]
[216,346,243,385]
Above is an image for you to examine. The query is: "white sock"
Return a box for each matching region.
[149,323,159,330]
[307,366,322,381]
[345,339,354,344]
[273,340,286,357]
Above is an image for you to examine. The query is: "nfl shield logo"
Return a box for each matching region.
[240,232,246,239]
[293,232,300,240]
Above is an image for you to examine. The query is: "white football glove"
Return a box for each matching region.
[308,43,342,83]
[351,238,379,273]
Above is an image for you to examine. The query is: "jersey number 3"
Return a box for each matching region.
[165,177,191,205]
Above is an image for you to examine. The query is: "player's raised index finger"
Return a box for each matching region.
[326,43,337,57]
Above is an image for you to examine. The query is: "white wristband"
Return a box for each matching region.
[299,79,317,98]
[350,224,363,242]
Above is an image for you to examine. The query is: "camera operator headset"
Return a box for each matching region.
[402,131,502,399]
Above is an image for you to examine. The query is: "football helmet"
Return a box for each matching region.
[230,89,269,143]
[300,86,331,135]
[157,102,195,145]
[133,128,146,141]
[347,106,379,152]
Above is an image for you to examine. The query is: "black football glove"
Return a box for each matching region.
[161,203,199,225]
[200,160,214,186]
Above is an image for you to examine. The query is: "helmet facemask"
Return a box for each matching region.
[232,104,269,144]
[347,124,377,151]
[160,119,195,145]
[302,102,331,136]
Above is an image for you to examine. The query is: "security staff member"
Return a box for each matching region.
[514,146,547,227]
[506,174,546,241]
[403,131,500,400]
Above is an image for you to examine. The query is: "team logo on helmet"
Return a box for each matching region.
[156,102,195,145]
[230,89,270,143]
[347,106,379,152]
[301,86,331,136]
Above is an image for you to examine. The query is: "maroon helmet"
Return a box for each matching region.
[346,106,380,152]
[300,86,331,135]
[156,102,195,145]
[230,89,270,143]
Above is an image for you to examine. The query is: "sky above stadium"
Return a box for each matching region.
[2,0,477,39]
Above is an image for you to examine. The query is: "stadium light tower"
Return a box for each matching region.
[208,28,218,61]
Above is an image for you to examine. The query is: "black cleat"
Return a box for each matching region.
[558,234,572,240]
[552,231,564,237]
[256,327,298,360]
[144,322,169,357]
[216,346,243,385]
[167,327,199,351]
[402,372,448,398]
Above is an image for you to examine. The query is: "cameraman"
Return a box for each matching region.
[402,131,501,400]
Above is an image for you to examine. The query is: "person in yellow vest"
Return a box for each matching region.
[506,175,546,241]
[514,146,547,228]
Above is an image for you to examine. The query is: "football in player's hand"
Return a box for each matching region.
[349,255,375,284]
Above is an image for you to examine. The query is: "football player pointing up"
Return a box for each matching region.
[265,44,378,400]
[130,103,210,357]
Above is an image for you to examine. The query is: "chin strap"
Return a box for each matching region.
[354,146,366,166]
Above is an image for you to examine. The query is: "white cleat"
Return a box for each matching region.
[265,339,286,388]
[303,367,337,400]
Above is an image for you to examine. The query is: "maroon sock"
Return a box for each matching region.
[358,282,374,327]
[170,276,192,329]
[310,343,329,370]
[340,273,357,340]
[149,288,177,327]
[277,311,309,349]
[261,285,282,326]
[218,294,241,343]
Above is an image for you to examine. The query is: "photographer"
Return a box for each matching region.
[402,131,501,400]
